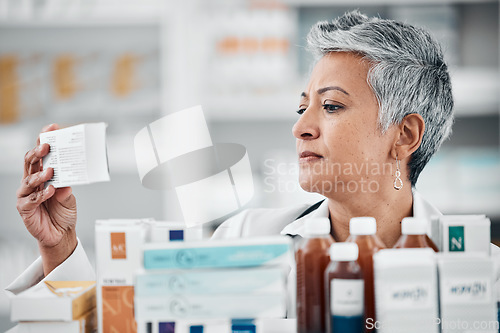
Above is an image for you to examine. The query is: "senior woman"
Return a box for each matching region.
[7,9,499,322]
[214,10,455,245]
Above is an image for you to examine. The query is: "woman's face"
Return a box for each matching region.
[293,52,397,198]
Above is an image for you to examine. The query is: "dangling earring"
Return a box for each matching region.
[393,156,403,190]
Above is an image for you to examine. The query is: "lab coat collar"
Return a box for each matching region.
[412,187,442,220]
[280,198,330,237]
[280,188,442,238]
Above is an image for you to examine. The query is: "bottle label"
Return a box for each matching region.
[330,279,364,316]
[441,278,491,304]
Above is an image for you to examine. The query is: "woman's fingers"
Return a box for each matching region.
[16,185,55,215]
[31,123,59,176]
[23,144,50,178]
[53,186,73,203]
[18,168,53,198]
[36,123,60,146]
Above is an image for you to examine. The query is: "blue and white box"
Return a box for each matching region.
[135,293,287,320]
[135,266,287,296]
[142,236,293,270]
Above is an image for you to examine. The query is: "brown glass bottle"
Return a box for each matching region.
[325,242,364,333]
[345,217,385,333]
[393,217,439,252]
[296,217,334,333]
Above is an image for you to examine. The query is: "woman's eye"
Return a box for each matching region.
[296,108,306,115]
[322,104,343,113]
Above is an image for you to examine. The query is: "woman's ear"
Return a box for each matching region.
[392,113,425,160]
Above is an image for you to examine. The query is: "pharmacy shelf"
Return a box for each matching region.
[452,68,500,117]
[282,0,497,6]
[204,68,499,121]
[0,18,160,28]
[0,124,35,175]
[203,90,300,121]
[417,147,500,218]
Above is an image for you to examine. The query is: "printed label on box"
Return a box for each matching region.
[448,226,465,252]
[102,286,137,333]
[111,232,127,259]
[144,243,291,269]
[441,278,491,304]
[39,123,109,188]
[385,283,433,310]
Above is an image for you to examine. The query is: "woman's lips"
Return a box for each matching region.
[299,151,323,162]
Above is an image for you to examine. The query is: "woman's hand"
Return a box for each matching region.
[16,124,78,276]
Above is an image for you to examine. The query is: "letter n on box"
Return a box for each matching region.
[448,226,465,252]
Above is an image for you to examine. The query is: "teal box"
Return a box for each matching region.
[143,237,292,270]
[135,266,285,296]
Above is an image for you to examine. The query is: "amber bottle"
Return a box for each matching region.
[325,242,364,333]
[345,217,386,332]
[296,217,334,333]
[393,217,439,252]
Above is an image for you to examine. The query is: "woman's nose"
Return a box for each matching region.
[292,107,320,140]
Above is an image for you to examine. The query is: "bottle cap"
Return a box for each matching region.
[304,217,331,236]
[329,242,359,261]
[401,217,427,235]
[349,217,377,235]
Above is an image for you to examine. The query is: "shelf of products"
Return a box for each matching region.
[1,1,497,122]
[198,1,498,120]
[282,0,498,6]
[0,2,498,329]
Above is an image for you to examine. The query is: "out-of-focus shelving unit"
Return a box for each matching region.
[198,0,499,121]
[0,0,180,176]
[0,19,160,27]
[0,0,498,330]
[199,0,500,218]
[0,2,168,330]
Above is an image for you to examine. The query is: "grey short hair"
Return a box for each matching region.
[307,10,454,186]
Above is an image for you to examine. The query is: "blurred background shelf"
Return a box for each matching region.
[0,18,161,27]
[282,0,498,5]
[201,68,500,120]
[0,0,498,331]
[452,69,500,117]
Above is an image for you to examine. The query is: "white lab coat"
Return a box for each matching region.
[6,189,500,311]
[212,189,500,317]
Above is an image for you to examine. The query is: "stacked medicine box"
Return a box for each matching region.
[136,236,293,333]
[95,219,203,333]
[95,218,293,333]
[373,215,498,333]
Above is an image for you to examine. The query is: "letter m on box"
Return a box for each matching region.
[111,232,127,259]
[448,226,465,252]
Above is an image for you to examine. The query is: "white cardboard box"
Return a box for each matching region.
[40,123,109,188]
[134,266,286,296]
[95,219,147,333]
[10,281,95,322]
[430,215,490,254]
[437,252,498,333]
[135,293,287,321]
[374,248,439,333]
